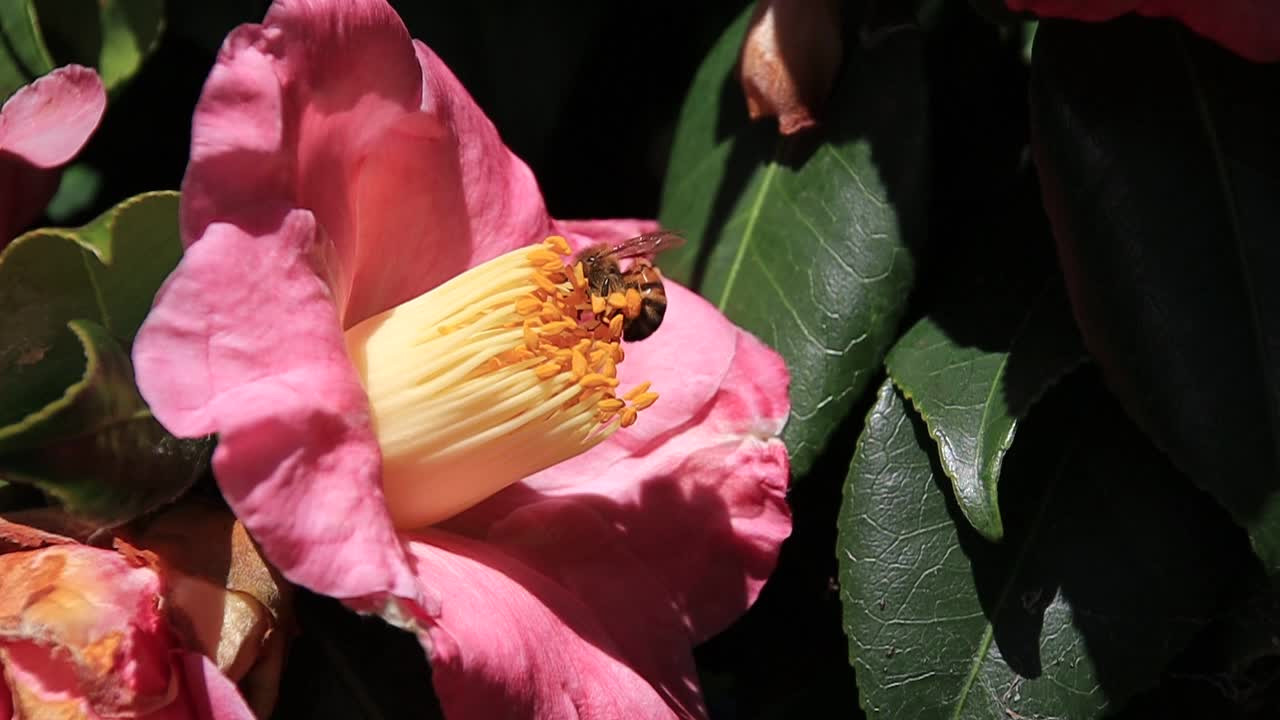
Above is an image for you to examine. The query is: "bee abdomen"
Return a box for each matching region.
[623,302,666,341]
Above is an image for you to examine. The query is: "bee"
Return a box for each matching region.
[575,231,685,341]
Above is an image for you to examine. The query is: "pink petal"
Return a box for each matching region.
[404,532,688,720]
[0,160,57,243]
[556,218,662,245]
[407,41,554,275]
[181,0,552,328]
[178,653,256,720]
[133,210,420,604]
[0,65,105,168]
[0,66,105,242]
[1005,0,1280,62]
[427,328,790,715]
[609,284,737,448]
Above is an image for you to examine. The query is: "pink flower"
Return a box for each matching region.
[0,538,254,719]
[1006,0,1280,62]
[0,65,106,243]
[132,0,791,717]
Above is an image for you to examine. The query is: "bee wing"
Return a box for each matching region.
[603,231,686,260]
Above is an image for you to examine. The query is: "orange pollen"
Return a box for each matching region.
[625,288,643,318]
[545,235,573,255]
[499,236,657,432]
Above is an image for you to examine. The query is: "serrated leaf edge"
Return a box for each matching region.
[885,282,1089,542]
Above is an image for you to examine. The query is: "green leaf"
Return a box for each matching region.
[0,1,54,101]
[0,192,201,524]
[886,280,1085,540]
[1030,19,1280,572]
[0,0,164,97]
[0,319,210,524]
[45,163,103,224]
[0,191,181,446]
[659,7,928,474]
[838,375,1254,719]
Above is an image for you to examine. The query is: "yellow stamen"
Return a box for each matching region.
[523,320,539,351]
[624,382,651,400]
[532,272,559,295]
[344,241,659,529]
[545,235,572,255]
[535,361,562,379]
[527,248,560,265]
[590,295,606,315]
[607,292,627,309]
[579,373,617,389]
[631,391,659,410]
[515,296,541,315]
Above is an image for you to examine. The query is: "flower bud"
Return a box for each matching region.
[738,0,843,135]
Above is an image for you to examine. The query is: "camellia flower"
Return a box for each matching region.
[1005,0,1280,62]
[0,509,269,719]
[133,0,791,717]
[0,65,105,243]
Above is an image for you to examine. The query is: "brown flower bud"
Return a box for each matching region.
[738,0,843,135]
[125,500,294,719]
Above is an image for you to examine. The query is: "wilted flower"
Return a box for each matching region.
[0,503,282,719]
[133,0,791,717]
[0,65,105,243]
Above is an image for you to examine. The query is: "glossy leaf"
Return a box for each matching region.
[0,191,181,452]
[659,7,928,474]
[886,280,1085,541]
[1030,18,1280,572]
[839,376,1253,719]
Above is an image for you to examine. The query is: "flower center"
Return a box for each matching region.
[344,236,658,528]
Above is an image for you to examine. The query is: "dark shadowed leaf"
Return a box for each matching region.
[1030,18,1280,572]
[1,0,164,97]
[886,278,1085,541]
[838,374,1254,719]
[0,2,54,100]
[45,163,103,223]
[0,192,199,525]
[659,6,928,475]
[275,591,443,720]
[0,319,209,525]
[0,191,181,450]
